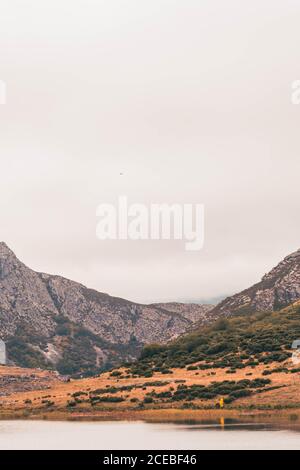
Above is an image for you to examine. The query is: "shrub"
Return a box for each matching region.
[110,370,122,377]
[143,397,154,404]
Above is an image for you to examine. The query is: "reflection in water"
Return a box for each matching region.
[0,420,300,450]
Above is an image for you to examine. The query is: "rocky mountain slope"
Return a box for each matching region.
[1,243,299,376]
[151,302,213,323]
[206,248,300,322]
[0,242,212,375]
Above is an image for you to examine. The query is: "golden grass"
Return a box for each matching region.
[0,361,299,420]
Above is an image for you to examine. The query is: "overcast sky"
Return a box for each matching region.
[0,0,299,303]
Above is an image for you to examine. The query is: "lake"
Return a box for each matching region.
[0,420,300,450]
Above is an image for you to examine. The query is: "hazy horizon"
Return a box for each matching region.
[1,0,300,303]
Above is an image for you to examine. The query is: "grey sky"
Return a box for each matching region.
[0,0,299,303]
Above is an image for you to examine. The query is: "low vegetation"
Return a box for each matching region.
[144,377,274,404]
[127,304,300,377]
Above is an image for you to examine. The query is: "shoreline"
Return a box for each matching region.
[1,407,300,427]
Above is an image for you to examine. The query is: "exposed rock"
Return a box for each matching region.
[0,243,57,338]
[208,248,300,320]
[151,302,213,323]
[0,242,213,374]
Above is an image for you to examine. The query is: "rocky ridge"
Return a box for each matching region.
[0,242,212,374]
[207,248,300,320]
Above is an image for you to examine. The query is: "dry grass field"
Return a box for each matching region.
[0,359,300,423]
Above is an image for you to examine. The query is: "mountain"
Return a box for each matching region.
[135,300,300,371]
[113,301,300,412]
[2,302,300,415]
[1,243,299,377]
[1,246,300,413]
[123,248,300,379]
[0,242,212,376]
[150,302,213,323]
[206,248,300,322]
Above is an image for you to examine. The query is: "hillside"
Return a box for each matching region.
[0,242,212,376]
[1,243,299,378]
[1,305,300,420]
[207,248,300,321]
[129,302,300,375]
[0,249,300,419]
[0,365,60,396]
[151,303,213,323]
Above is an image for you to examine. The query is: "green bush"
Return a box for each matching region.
[143,397,154,404]
[132,306,299,374]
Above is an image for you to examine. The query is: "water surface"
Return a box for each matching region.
[0,420,300,450]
